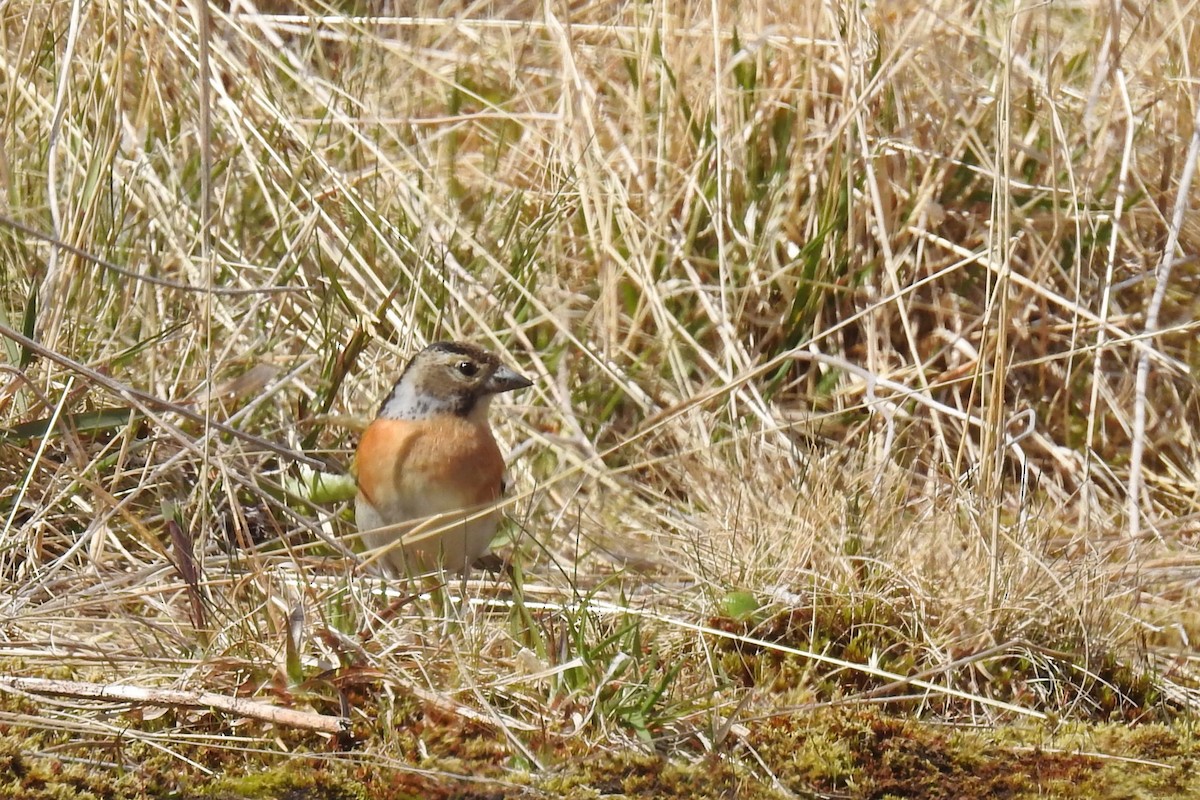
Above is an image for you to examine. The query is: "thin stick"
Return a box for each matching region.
[1127,92,1200,538]
[1086,68,1133,527]
[0,675,349,735]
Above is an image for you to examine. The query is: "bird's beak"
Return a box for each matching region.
[485,364,533,394]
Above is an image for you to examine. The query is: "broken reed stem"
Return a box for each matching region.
[0,675,350,734]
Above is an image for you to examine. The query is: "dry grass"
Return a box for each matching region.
[2,0,1200,793]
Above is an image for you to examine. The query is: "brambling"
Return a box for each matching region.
[355,341,532,575]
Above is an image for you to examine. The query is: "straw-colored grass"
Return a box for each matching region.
[2,0,1199,796]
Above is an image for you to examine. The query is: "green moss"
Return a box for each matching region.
[203,765,366,800]
[0,736,148,800]
[539,751,790,800]
[705,590,1177,723]
[746,709,1200,800]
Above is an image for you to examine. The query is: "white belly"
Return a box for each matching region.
[356,490,500,575]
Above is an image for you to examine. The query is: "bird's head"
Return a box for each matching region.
[377,341,532,421]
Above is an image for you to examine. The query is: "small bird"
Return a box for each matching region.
[355,341,532,575]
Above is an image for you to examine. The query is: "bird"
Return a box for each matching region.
[354,341,532,575]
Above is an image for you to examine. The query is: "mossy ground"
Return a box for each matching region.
[3,698,1198,799]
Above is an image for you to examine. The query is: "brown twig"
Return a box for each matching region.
[0,675,349,735]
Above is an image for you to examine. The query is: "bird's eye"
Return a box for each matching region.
[456,360,479,377]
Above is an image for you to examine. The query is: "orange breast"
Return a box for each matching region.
[356,415,505,522]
